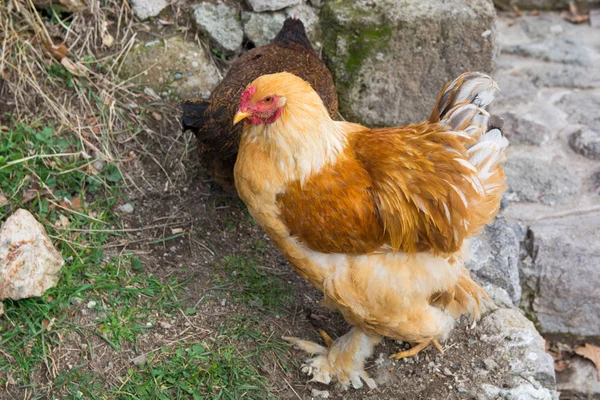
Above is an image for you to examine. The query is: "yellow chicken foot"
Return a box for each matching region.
[389,339,444,360]
[318,329,334,348]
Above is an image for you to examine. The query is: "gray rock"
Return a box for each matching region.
[499,112,551,146]
[129,0,168,20]
[478,380,558,400]
[0,209,65,300]
[320,0,498,127]
[504,157,581,205]
[243,6,320,49]
[119,37,220,99]
[528,214,600,336]
[246,0,301,12]
[558,93,600,131]
[494,71,539,108]
[242,11,287,48]
[525,64,600,89]
[478,308,557,390]
[503,38,594,66]
[557,358,600,398]
[517,14,573,39]
[192,1,243,56]
[467,218,521,303]
[493,0,600,11]
[569,127,600,160]
[118,203,134,214]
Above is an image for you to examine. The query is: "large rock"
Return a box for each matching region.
[242,5,320,48]
[191,1,243,56]
[493,0,600,10]
[0,209,64,301]
[504,157,581,205]
[320,0,498,127]
[503,37,595,66]
[119,37,221,100]
[524,213,600,337]
[569,127,600,160]
[525,64,600,89]
[475,308,558,399]
[557,358,600,398]
[129,0,168,20]
[558,92,600,131]
[499,112,551,146]
[467,218,522,303]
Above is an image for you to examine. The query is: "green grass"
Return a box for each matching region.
[115,317,286,400]
[218,255,293,310]
[0,120,184,394]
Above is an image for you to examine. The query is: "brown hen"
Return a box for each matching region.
[181,18,337,192]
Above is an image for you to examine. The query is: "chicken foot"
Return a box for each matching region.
[389,339,444,360]
[283,327,381,389]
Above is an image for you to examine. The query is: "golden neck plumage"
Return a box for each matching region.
[242,95,348,184]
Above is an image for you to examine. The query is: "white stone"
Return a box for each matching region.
[0,209,64,300]
[130,0,168,20]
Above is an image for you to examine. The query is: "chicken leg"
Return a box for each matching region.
[389,339,444,360]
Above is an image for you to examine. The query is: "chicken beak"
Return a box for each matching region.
[233,111,250,125]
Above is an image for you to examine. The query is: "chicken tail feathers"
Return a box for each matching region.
[181,98,211,134]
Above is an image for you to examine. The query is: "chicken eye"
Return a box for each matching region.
[264,96,273,103]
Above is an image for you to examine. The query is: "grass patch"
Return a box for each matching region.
[218,255,293,310]
[112,316,287,400]
[0,121,183,394]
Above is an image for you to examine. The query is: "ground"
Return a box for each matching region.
[0,2,594,399]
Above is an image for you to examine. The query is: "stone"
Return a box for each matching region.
[493,0,600,11]
[467,218,521,303]
[310,388,330,398]
[569,127,600,160]
[503,38,595,66]
[526,214,600,336]
[191,1,243,56]
[118,203,134,214]
[516,14,573,39]
[499,112,551,146]
[119,37,220,100]
[504,157,581,205]
[478,308,557,390]
[494,71,539,108]
[0,209,65,300]
[525,64,600,89]
[558,93,600,131]
[557,358,600,398]
[242,12,287,48]
[242,6,320,49]
[129,0,168,20]
[320,0,498,127]
[246,0,301,12]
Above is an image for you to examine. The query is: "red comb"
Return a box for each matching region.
[240,86,257,109]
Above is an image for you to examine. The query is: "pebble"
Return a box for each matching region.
[174,73,183,80]
[118,203,134,213]
[86,300,96,309]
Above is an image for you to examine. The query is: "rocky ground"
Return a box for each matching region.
[2,0,600,399]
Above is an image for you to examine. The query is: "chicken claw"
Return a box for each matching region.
[389,339,444,360]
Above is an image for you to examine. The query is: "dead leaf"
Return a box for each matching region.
[50,44,68,61]
[512,5,522,17]
[0,194,8,207]
[100,20,114,48]
[54,214,70,228]
[71,197,83,211]
[574,343,600,380]
[61,57,87,76]
[151,112,162,121]
[561,1,590,24]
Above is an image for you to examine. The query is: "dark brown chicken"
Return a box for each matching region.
[181,18,338,192]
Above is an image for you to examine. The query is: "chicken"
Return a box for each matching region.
[181,18,338,192]
[231,71,508,389]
